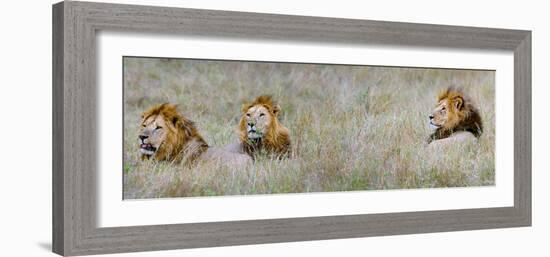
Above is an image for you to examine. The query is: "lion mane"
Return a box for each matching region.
[428,87,483,143]
[238,95,291,158]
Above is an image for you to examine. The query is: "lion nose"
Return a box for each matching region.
[139,135,148,141]
[429,115,434,120]
[247,122,255,127]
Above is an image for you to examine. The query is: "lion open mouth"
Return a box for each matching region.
[140,143,157,155]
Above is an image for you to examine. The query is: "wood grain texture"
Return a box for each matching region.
[514,32,532,223]
[52,2,65,255]
[52,1,532,256]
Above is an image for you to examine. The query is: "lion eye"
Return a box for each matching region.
[155,126,162,130]
[441,107,446,111]
[141,124,146,128]
[246,113,251,117]
[259,113,265,117]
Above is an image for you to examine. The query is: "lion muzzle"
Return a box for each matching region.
[139,135,157,155]
[247,123,262,139]
[139,143,157,155]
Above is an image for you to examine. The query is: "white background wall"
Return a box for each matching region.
[0,0,547,256]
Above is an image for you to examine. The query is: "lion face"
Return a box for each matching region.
[240,95,281,141]
[429,93,464,131]
[139,114,168,157]
[238,95,291,158]
[243,105,274,140]
[428,87,483,143]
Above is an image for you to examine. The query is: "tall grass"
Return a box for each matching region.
[123,57,495,199]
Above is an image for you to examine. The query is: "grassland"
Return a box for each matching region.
[123,57,495,199]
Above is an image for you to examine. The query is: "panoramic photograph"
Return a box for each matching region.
[123,56,495,199]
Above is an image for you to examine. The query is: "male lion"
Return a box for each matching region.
[226,95,291,159]
[138,103,251,166]
[427,87,483,144]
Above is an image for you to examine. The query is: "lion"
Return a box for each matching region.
[138,103,251,166]
[427,87,483,144]
[225,95,291,159]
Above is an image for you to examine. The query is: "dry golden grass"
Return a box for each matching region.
[123,57,495,199]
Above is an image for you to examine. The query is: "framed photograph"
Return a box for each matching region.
[53,1,531,256]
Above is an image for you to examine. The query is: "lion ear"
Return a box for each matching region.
[182,121,194,137]
[454,96,464,110]
[171,116,179,126]
[172,115,195,137]
[272,104,281,116]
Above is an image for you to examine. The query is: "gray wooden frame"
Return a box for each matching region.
[52,1,531,256]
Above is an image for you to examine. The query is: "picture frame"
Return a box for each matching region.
[52,1,531,256]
